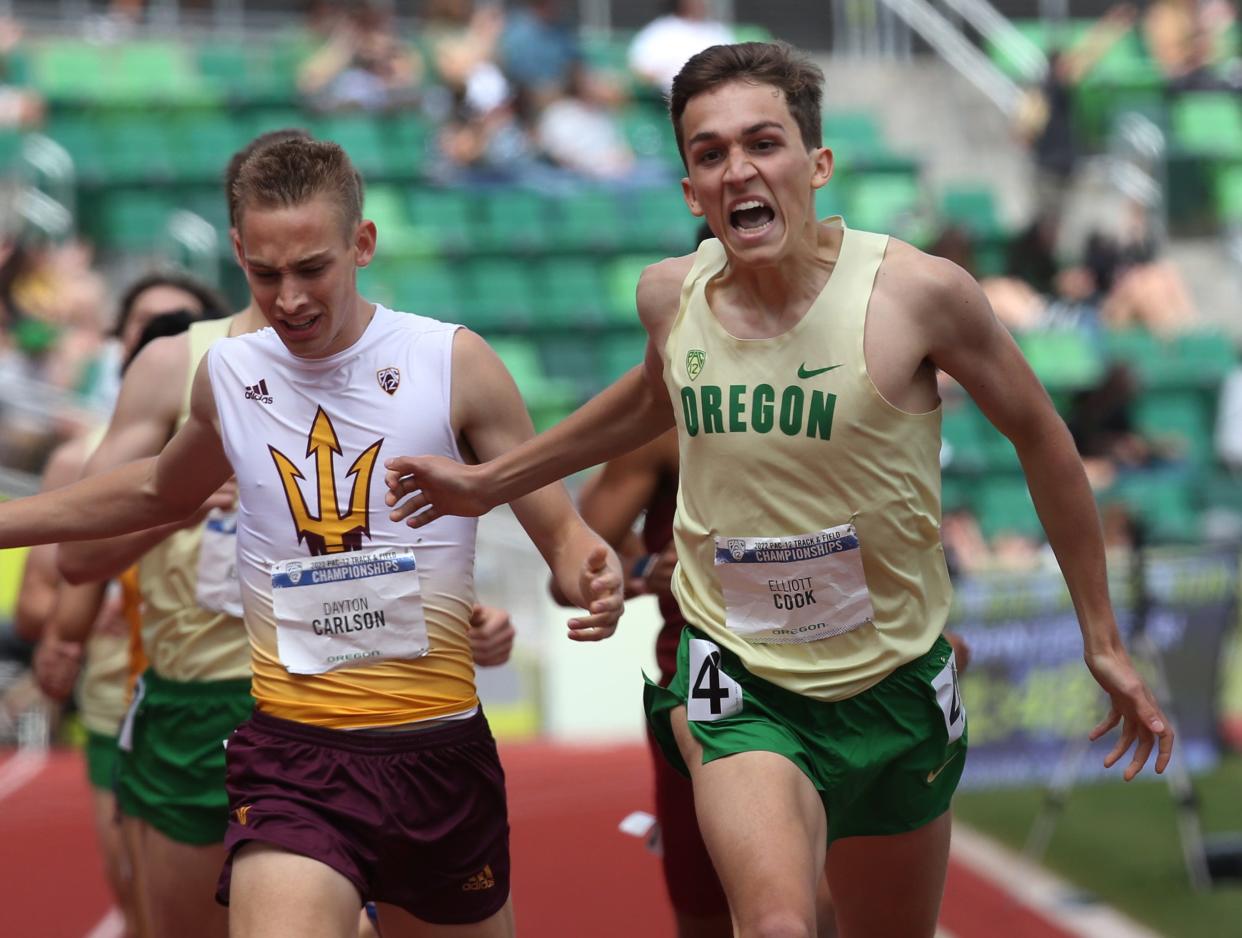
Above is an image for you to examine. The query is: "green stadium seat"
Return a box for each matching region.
[975,476,1042,541]
[1171,93,1242,158]
[172,112,252,184]
[115,41,209,105]
[845,172,923,236]
[314,114,389,179]
[939,185,1004,240]
[822,112,885,164]
[379,113,432,178]
[548,190,624,253]
[537,258,609,328]
[44,115,105,183]
[365,184,427,257]
[33,40,111,104]
[0,129,23,172]
[385,262,466,321]
[100,115,177,184]
[939,401,988,474]
[489,336,579,432]
[465,259,537,330]
[1017,329,1103,392]
[974,420,1022,473]
[1217,164,1242,223]
[537,335,604,395]
[625,187,700,253]
[1101,327,1167,388]
[603,253,662,324]
[96,191,176,251]
[407,187,475,256]
[475,189,550,254]
[1134,390,1215,467]
[600,330,649,384]
[248,108,311,138]
[1103,473,1201,543]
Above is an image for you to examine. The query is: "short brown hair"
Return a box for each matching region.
[232,137,364,234]
[669,42,824,166]
[225,128,312,228]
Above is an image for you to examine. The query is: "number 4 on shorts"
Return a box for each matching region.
[687,638,743,722]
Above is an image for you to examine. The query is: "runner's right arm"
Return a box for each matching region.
[384,256,689,526]
[58,335,233,584]
[0,358,233,550]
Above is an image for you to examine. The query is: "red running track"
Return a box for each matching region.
[0,745,1078,938]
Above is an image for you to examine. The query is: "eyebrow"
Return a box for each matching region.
[687,120,786,148]
[246,250,333,270]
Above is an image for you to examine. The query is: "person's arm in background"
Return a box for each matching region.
[58,335,234,585]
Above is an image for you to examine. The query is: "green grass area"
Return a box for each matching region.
[955,755,1242,938]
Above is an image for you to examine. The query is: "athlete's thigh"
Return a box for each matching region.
[230,842,362,938]
[119,815,155,938]
[671,706,827,933]
[824,811,951,938]
[374,895,515,938]
[131,817,229,938]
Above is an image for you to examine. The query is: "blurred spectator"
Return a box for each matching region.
[1088,199,1198,335]
[89,271,231,408]
[1014,4,1137,214]
[628,0,734,94]
[433,83,537,184]
[500,0,621,108]
[0,18,43,130]
[298,1,423,112]
[0,237,108,394]
[1143,0,1240,91]
[1066,362,1151,473]
[535,65,636,181]
[423,0,511,118]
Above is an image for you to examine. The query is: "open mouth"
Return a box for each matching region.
[282,314,321,334]
[729,198,776,234]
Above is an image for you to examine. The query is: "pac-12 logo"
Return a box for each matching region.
[727,538,746,561]
[286,562,304,585]
[377,367,400,395]
[686,349,706,381]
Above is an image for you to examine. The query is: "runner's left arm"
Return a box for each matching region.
[447,329,624,641]
[924,254,1172,780]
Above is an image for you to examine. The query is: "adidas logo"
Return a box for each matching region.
[244,379,273,404]
[461,865,495,891]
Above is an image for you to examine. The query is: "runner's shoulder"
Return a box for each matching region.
[636,253,695,328]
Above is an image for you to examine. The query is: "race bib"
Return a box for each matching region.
[931,652,966,745]
[686,638,743,722]
[196,510,244,618]
[270,546,428,675]
[714,523,874,644]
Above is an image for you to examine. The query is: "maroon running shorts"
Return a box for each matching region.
[216,708,510,925]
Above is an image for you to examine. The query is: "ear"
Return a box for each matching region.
[681,176,705,218]
[810,147,834,191]
[354,219,378,268]
[230,227,246,270]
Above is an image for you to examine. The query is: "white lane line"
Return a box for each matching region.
[82,907,124,938]
[952,823,1164,938]
[0,748,48,802]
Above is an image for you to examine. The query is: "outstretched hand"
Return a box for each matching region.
[1086,645,1174,780]
[567,545,623,642]
[385,456,494,528]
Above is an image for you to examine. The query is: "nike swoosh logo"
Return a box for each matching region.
[797,363,843,379]
[926,748,962,784]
